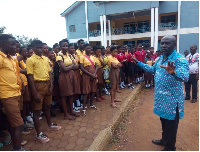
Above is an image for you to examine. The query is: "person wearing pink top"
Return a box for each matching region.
[134,44,146,83]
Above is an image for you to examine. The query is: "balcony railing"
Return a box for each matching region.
[159,22,177,31]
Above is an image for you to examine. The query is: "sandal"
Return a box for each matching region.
[110,103,117,108]
[82,110,86,116]
[90,105,97,109]
[114,99,121,102]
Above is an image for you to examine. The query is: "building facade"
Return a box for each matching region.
[61,1,199,54]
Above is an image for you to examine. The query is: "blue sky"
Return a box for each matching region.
[0,0,75,47]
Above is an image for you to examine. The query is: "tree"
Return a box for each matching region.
[15,35,38,47]
[0,26,6,35]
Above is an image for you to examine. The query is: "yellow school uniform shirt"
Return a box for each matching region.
[108,55,120,66]
[93,56,103,67]
[76,49,86,62]
[0,51,21,98]
[19,60,28,86]
[80,55,96,67]
[26,54,51,81]
[56,52,73,67]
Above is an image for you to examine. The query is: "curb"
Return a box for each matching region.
[88,83,144,151]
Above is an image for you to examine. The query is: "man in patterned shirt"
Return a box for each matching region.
[133,35,189,151]
[185,44,199,103]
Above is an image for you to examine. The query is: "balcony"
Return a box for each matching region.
[159,22,177,31]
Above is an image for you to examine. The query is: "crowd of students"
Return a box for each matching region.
[0,34,161,150]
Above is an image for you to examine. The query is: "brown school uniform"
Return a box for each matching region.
[56,52,76,97]
[80,55,97,94]
[108,55,120,85]
[0,51,24,127]
[94,56,104,84]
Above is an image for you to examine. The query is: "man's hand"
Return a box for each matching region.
[160,61,176,74]
[196,74,199,81]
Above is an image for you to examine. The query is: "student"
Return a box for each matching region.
[68,43,82,112]
[108,46,122,108]
[56,39,79,120]
[42,43,49,57]
[127,47,136,89]
[144,50,154,89]
[27,45,33,58]
[115,45,127,88]
[26,40,61,143]
[53,43,60,57]
[134,44,146,83]
[80,44,98,115]
[93,46,106,102]
[76,39,85,61]
[184,50,189,58]
[0,34,24,150]
[150,47,157,61]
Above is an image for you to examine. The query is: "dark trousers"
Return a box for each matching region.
[160,106,179,151]
[185,74,198,100]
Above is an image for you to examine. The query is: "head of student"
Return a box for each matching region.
[0,34,16,56]
[31,39,43,56]
[77,39,85,50]
[146,50,151,58]
[59,39,69,54]
[150,47,154,54]
[184,50,189,57]
[27,45,33,58]
[68,43,75,54]
[93,46,101,56]
[190,44,197,55]
[42,43,48,55]
[120,45,126,54]
[137,44,143,51]
[53,43,60,54]
[19,46,28,59]
[160,35,176,56]
[110,45,118,57]
[48,47,55,61]
[130,47,136,54]
[15,40,20,54]
[84,43,91,55]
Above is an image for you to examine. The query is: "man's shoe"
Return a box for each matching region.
[191,99,197,103]
[162,147,176,151]
[152,139,164,146]
[185,97,190,100]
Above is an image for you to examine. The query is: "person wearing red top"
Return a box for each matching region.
[127,47,136,89]
[115,46,127,89]
[150,47,158,61]
[134,44,146,83]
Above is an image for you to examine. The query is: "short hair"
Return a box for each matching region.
[48,47,52,51]
[19,46,26,54]
[27,45,32,51]
[68,43,74,47]
[77,39,84,44]
[110,46,117,52]
[0,34,15,47]
[59,39,69,46]
[42,43,47,46]
[150,47,154,49]
[53,43,59,49]
[93,46,101,52]
[117,45,121,49]
[31,40,43,47]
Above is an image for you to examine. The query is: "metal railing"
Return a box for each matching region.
[159,22,177,31]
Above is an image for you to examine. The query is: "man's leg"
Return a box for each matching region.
[163,106,179,151]
[191,74,198,100]
[185,75,191,99]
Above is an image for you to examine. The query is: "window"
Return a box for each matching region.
[161,15,176,23]
[124,22,136,34]
[69,25,76,32]
[137,20,150,33]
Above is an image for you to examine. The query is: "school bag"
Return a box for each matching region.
[103,66,110,80]
[53,55,64,83]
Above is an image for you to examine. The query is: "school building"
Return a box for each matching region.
[61,1,199,54]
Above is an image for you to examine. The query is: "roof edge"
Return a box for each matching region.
[60,1,82,17]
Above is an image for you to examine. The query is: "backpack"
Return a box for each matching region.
[53,55,64,83]
[103,66,110,80]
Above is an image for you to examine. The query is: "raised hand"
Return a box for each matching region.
[160,61,176,74]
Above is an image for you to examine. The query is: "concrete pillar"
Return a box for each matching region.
[100,15,104,46]
[154,7,158,52]
[103,15,107,47]
[108,20,111,46]
[151,8,155,49]
[177,1,181,53]
[85,1,89,43]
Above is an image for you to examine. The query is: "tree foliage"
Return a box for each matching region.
[0,26,6,35]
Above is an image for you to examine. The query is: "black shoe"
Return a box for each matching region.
[162,147,176,151]
[191,99,197,103]
[152,139,164,146]
[185,97,190,100]
[50,110,56,117]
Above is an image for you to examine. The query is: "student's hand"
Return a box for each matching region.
[132,57,138,64]
[34,92,42,103]
[160,61,176,74]
[17,55,24,62]
[196,74,199,81]
[91,74,97,79]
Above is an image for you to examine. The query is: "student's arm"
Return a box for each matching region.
[72,60,79,70]
[99,56,106,67]
[94,63,99,76]
[80,63,96,78]
[27,74,41,103]
[111,62,119,68]
[47,71,53,95]
[58,60,75,72]
[20,69,27,74]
